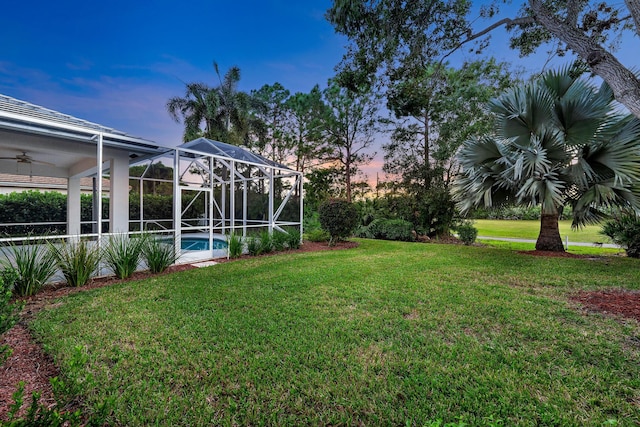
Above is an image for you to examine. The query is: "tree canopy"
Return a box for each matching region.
[327,0,640,119]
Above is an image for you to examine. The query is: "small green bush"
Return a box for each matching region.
[246,236,262,256]
[272,231,289,251]
[259,230,274,254]
[1,271,23,366]
[227,233,243,259]
[601,213,640,258]
[376,219,415,242]
[142,236,177,273]
[48,240,101,287]
[354,218,382,239]
[1,240,57,296]
[456,221,479,245]
[318,199,358,245]
[285,229,302,250]
[305,229,330,243]
[102,234,145,279]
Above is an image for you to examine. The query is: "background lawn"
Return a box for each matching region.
[474,219,608,243]
[31,240,640,426]
[479,239,624,256]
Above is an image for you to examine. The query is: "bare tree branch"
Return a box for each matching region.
[440,16,535,63]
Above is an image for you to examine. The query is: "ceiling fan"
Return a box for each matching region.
[0,151,55,177]
[0,151,55,166]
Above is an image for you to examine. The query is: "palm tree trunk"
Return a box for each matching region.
[535,213,565,252]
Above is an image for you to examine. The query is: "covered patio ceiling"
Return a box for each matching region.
[0,93,168,179]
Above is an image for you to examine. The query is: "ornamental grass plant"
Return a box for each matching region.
[1,239,57,296]
[142,235,177,273]
[48,239,101,287]
[102,234,145,279]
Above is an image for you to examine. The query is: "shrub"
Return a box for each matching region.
[1,240,57,296]
[354,218,382,239]
[246,236,262,256]
[376,219,415,242]
[285,229,302,250]
[102,234,145,279]
[305,229,330,243]
[227,233,243,259]
[259,230,274,254]
[456,221,479,246]
[1,271,23,366]
[142,236,177,273]
[318,199,358,245]
[303,210,322,234]
[48,239,101,287]
[0,191,103,236]
[272,230,289,251]
[601,213,640,258]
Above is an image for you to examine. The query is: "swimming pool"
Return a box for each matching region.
[181,237,228,251]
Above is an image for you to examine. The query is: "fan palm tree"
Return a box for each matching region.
[453,66,640,251]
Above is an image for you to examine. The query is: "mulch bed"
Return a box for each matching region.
[0,240,357,419]
[570,290,640,323]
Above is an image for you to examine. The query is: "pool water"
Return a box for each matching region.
[181,237,228,251]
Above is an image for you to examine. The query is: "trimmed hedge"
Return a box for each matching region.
[0,191,204,236]
[0,191,97,235]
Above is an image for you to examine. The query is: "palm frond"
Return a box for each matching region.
[586,116,640,185]
[490,83,555,146]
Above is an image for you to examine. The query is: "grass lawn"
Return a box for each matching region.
[31,240,640,426]
[474,219,608,243]
[479,240,625,256]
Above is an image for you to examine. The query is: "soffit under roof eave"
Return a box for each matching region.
[0,111,164,155]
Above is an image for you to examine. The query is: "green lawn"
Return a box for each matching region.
[31,240,640,426]
[480,239,625,256]
[474,219,608,243]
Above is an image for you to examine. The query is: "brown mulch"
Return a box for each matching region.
[0,240,357,419]
[571,290,640,323]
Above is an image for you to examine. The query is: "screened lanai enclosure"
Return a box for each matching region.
[0,94,303,263]
[130,138,303,260]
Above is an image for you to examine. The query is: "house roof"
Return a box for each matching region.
[0,93,167,157]
[180,137,294,171]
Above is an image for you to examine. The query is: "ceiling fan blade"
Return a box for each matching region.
[30,159,56,167]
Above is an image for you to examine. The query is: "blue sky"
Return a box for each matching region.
[2,1,638,179]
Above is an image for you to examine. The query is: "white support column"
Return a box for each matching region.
[208,156,214,254]
[97,134,103,244]
[139,178,144,232]
[268,167,274,233]
[298,174,304,241]
[67,177,81,240]
[230,160,235,235]
[242,177,247,237]
[108,153,130,233]
[221,176,226,235]
[173,149,181,257]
